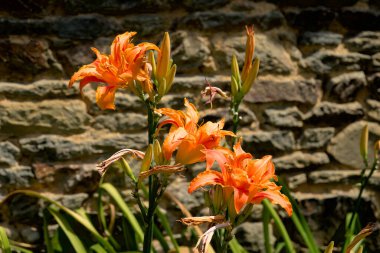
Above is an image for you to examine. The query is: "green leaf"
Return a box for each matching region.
[99,183,144,242]
[43,210,54,253]
[262,199,296,253]
[9,244,33,253]
[90,244,108,253]
[0,190,116,253]
[229,237,248,253]
[274,242,285,253]
[0,226,11,253]
[48,206,87,253]
[278,178,320,253]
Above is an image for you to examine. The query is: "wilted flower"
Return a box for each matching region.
[201,79,228,107]
[69,31,159,109]
[188,140,292,215]
[155,98,234,165]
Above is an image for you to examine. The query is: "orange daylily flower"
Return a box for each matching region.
[155,98,234,165]
[69,31,159,110]
[189,141,292,215]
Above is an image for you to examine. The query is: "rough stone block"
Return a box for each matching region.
[298,127,335,149]
[0,166,34,188]
[301,50,371,75]
[264,106,303,128]
[345,31,380,55]
[304,101,364,124]
[241,130,295,155]
[0,100,90,135]
[284,7,336,31]
[93,112,147,133]
[367,99,380,122]
[0,142,20,166]
[327,71,367,102]
[245,77,321,105]
[327,121,380,169]
[339,8,380,31]
[273,151,330,170]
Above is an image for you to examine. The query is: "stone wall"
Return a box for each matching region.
[0,0,380,251]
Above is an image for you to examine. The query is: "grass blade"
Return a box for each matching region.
[0,190,116,253]
[90,244,108,253]
[99,183,144,242]
[0,226,11,253]
[48,206,87,253]
[278,178,320,253]
[43,210,54,253]
[229,237,248,253]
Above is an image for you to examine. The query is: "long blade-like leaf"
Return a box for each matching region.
[43,210,54,253]
[262,199,296,253]
[48,206,87,253]
[99,183,144,242]
[0,190,116,253]
[90,244,108,253]
[229,237,248,253]
[0,226,11,253]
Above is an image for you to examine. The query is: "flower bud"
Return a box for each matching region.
[231,76,240,96]
[242,57,259,95]
[120,157,137,183]
[241,25,255,83]
[324,241,334,253]
[157,32,170,80]
[153,139,164,165]
[158,77,167,97]
[231,54,240,83]
[212,185,223,213]
[140,144,153,173]
[165,64,176,94]
[148,51,157,78]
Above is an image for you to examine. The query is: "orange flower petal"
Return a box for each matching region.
[188,170,223,193]
[233,188,249,213]
[96,86,117,110]
[176,141,205,165]
[251,190,292,216]
[203,148,230,171]
[162,127,188,161]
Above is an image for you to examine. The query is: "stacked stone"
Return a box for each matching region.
[0,0,379,251]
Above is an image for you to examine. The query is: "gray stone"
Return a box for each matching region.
[34,163,99,193]
[273,151,330,170]
[327,121,380,169]
[20,135,94,161]
[52,193,89,210]
[368,73,380,100]
[286,173,308,189]
[0,142,20,166]
[122,15,169,37]
[20,226,40,243]
[0,37,64,82]
[299,31,343,51]
[213,33,294,75]
[0,166,34,188]
[235,222,274,252]
[309,170,360,184]
[304,101,364,124]
[55,14,121,40]
[264,106,303,128]
[368,99,380,122]
[178,10,285,31]
[241,130,295,155]
[0,100,90,135]
[172,31,212,74]
[200,104,258,128]
[345,31,380,55]
[170,75,230,93]
[245,77,321,105]
[93,112,147,133]
[328,71,367,102]
[301,50,371,75]
[371,53,380,73]
[0,80,79,99]
[20,132,147,162]
[298,127,335,149]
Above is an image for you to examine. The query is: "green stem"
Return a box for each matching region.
[348,157,379,229]
[143,101,159,253]
[262,200,296,253]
